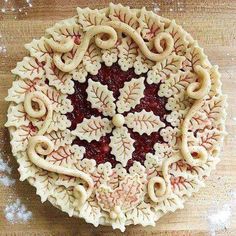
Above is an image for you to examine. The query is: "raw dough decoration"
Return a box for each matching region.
[6,3,227,231]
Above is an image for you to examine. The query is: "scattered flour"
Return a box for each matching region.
[207,204,232,236]
[0,147,31,223]
[4,199,32,223]
[152,2,161,13]
[206,189,236,236]
[1,0,33,14]
[0,157,15,187]
[0,158,11,174]
[229,190,236,199]
[0,45,7,53]
[0,175,15,186]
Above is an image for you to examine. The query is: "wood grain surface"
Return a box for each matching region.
[0,0,236,235]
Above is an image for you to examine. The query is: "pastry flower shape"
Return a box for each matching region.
[72,77,165,167]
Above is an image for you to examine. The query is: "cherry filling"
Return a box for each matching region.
[67,63,170,170]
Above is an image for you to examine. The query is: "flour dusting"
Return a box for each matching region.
[0,156,15,187]
[0,158,11,173]
[4,199,32,223]
[152,2,161,13]
[207,204,231,236]
[0,175,15,186]
[206,187,236,236]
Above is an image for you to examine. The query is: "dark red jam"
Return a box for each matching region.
[67,63,170,169]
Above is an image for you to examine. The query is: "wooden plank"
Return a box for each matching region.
[0,0,236,235]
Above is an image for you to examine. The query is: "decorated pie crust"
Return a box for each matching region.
[6,3,227,231]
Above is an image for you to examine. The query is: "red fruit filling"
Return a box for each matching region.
[67,63,170,170]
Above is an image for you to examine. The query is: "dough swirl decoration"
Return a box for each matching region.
[24,91,94,207]
[181,65,211,166]
[46,21,174,73]
[148,154,181,203]
[24,91,52,135]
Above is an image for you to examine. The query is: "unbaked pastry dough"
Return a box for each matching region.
[6,3,227,232]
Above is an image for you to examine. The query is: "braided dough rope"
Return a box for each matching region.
[46,21,174,73]
[181,65,211,166]
[24,91,94,208]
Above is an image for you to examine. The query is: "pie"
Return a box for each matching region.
[6,3,227,231]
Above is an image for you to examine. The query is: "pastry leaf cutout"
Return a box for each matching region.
[83,43,102,75]
[46,129,74,150]
[11,57,45,80]
[199,95,227,128]
[139,8,164,41]
[196,128,224,152]
[54,186,75,217]
[102,47,119,67]
[155,194,184,214]
[71,63,88,83]
[45,113,71,133]
[45,60,74,94]
[170,157,219,179]
[77,7,108,30]
[183,44,208,72]
[25,37,54,61]
[110,127,135,167]
[109,3,140,29]
[158,71,195,98]
[61,46,78,64]
[55,175,77,188]
[134,50,154,75]
[166,20,189,56]
[35,171,58,202]
[17,152,39,181]
[126,202,155,226]
[117,77,145,113]
[189,111,211,130]
[46,145,85,168]
[10,124,37,155]
[5,103,30,128]
[46,18,82,43]
[147,54,185,84]
[96,174,143,212]
[72,116,112,142]
[6,78,43,103]
[40,85,73,114]
[118,37,138,71]
[79,199,102,227]
[86,79,116,116]
[125,110,165,135]
[171,175,204,197]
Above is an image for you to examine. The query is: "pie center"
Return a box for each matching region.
[112,114,125,127]
[67,63,170,169]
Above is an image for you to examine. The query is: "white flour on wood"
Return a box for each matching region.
[4,199,32,223]
[206,188,236,236]
[0,157,15,187]
[207,204,232,236]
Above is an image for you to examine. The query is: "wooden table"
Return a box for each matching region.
[0,0,236,235]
